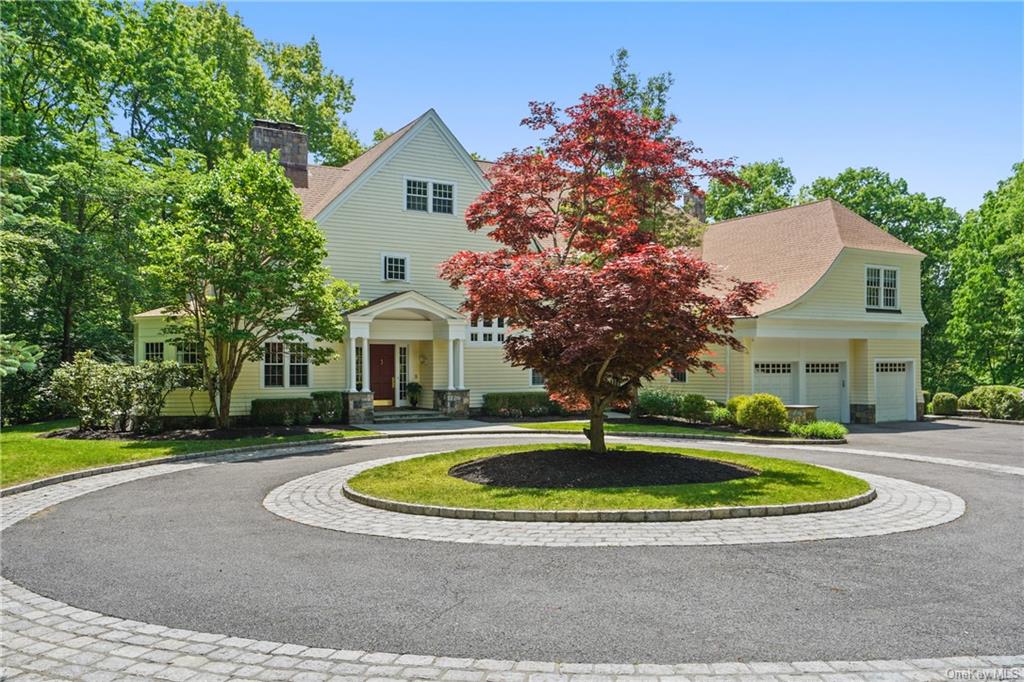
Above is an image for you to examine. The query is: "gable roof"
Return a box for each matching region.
[293,113,425,219]
[700,199,924,316]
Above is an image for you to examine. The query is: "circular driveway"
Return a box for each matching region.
[2,431,1022,666]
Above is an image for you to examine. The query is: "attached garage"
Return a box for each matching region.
[753,362,797,405]
[875,361,912,421]
[805,362,844,422]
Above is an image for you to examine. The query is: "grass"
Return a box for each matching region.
[521,421,739,438]
[347,443,870,511]
[0,420,374,487]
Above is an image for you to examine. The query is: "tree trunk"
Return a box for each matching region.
[585,406,607,454]
[61,301,74,362]
[216,386,232,429]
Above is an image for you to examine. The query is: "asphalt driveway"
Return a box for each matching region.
[845,418,1022,467]
[2,430,1021,664]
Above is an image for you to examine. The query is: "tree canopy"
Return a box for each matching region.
[705,159,796,221]
[441,87,764,453]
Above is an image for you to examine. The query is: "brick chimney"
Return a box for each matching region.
[248,119,308,188]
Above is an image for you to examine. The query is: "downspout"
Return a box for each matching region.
[726,345,732,400]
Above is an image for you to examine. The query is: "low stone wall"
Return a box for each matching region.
[850,403,876,424]
[432,389,470,418]
[342,484,877,523]
[342,391,374,424]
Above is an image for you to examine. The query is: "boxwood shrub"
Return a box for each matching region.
[310,391,345,424]
[957,385,1024,420]
[931,392,959,416]
[636,389,679,417]
[726,394,750,417]
[482,391,558,418]
[736,393,789,433]
[250,397,314,426]
[679,393,710,421]
[709,406,735,425]
[788,420,848,440]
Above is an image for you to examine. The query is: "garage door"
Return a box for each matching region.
[805,362,843,422]
[875,361,910,422]
[753,362,796,404]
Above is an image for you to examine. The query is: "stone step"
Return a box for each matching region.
[373,410,452,424]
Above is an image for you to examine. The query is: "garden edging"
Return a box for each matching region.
[341,483,877,522]
[1,428,844,498]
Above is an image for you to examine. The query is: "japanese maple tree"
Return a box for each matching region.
[441,87,767,453]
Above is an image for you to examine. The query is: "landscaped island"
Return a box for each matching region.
[345,443,871,515]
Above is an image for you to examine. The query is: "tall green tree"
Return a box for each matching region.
[800,167,964,392]
[948,163,1024,386]
[610,48,674,132]
[146,151,359,427]
[706,159,796,221]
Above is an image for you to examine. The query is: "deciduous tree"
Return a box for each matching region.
[706,159,796,221]
[146,151,359,427]
[441,87,765,453]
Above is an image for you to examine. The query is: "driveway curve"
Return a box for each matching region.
[2,432,1021,665]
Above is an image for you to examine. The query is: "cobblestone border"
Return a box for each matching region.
[264,453,963,547]
[341,481,877,522]
[0,457,1016,681]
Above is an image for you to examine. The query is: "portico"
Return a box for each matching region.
[342,291,470,421]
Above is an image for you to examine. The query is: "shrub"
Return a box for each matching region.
[482,391,557,417]
[788,420,848,440]
[310,391,345,424]
[926,401,933,415]
[736,393,789,433]
[922,390,931,406]
[406,382,423,407]
[250,398,314,426]
[709,406,735,425]
[931,392,959,416]
[635,389,679,417]
[679,393,709,421]
[958,385,1024,420]
[128,362,195,433]
[726,394,750,417]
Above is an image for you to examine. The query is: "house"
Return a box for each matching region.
[133,111,926,424]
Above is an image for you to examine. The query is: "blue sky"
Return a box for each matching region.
[228,2,1022,212]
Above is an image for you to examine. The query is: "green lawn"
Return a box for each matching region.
[1,420,374,487]
[520,420,779,439]
[347,443,870,511]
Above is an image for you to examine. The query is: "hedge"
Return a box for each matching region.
[931,392,958,416]
[726,394,750,417]
[679,393,710,421]
[957,385,1024,420]
[788,420,848,440]
[250,397,314,426]
[636,389,679,417]
[310,391,345,424]
[482,391,559,418]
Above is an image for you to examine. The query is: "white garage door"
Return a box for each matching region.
[753,362,796,404]
[805,362,843,422]
[875,361,910,422]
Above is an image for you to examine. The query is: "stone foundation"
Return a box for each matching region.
[916,402,925,421]
[850,403,876,424]
[785,405,818,425]
[432,389,470,418]
[342,391,374,424]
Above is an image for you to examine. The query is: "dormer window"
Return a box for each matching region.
[866,265,899,311]
[405,178,454,214]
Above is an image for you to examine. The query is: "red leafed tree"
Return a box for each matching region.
[441,87,767,453]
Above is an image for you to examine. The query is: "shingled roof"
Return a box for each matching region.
[699,199,923,316]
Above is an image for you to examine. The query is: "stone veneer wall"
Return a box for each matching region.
[432,389,470,418]
[343,391,374,424]
[850,403,876,424]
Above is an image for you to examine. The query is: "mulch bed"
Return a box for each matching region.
[42,425,349,442]
[448,449,759,489]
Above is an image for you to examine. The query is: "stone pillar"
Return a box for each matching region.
[850,404,876,424]
[342,391,374,424]
[433,388,470,419]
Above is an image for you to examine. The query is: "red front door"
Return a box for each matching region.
[369,344,395,406]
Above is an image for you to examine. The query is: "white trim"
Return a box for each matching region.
[380,252,411,283]
[402,176,457,216]
[313,111,488,225]
[467,316,507,345]
[347,291,465,324]
[259,340,314,390]
[865,264,900,311]
[529,368,545,387]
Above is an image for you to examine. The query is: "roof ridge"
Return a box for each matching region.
[706,198,832,228]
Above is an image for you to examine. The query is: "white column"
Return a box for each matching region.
[447,337,455,390]
[456,338,465,390]
[347,335,356,391]
[361,336,370,393]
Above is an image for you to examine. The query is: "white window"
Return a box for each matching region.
[176,342,200,365]
[405,178,455,215]
[263,342,311,388]
[530,368,545,387]
[468,316,506,345]
[754,362,792,374]
[406,179,428,211]
[144,342,164,362]
[382,253,409,282]
[432,182,454,214]
[398,346,409,400]
[671,368,687,383]
[355,345,364,390]
[288,343,309,387]
[866,266,899,310]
